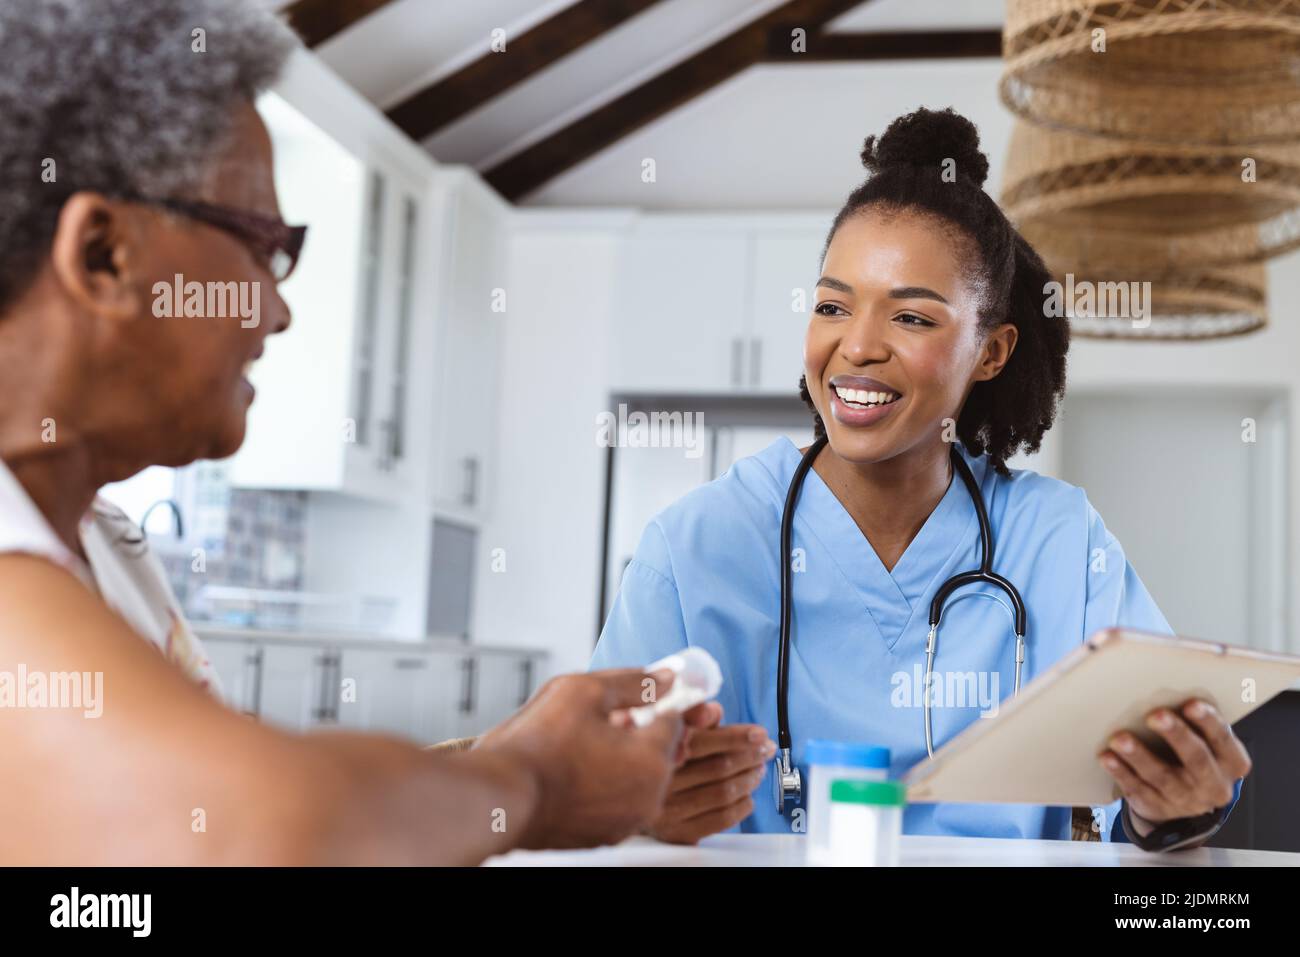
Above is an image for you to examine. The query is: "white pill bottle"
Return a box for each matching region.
[826,779,907,867]
[805,740,890,865]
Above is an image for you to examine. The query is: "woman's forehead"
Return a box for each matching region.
[824,210,972,291]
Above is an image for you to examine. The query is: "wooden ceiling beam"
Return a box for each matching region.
[483,0,869,202]
[389,0,671,142]
[762,28,1002,61]
[283,0,398,49]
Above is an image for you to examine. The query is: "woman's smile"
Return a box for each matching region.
[827,373,904,428]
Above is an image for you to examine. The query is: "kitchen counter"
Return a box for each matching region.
[195,624,549,658]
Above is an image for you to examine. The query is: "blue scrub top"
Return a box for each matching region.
[591,437,1177,842]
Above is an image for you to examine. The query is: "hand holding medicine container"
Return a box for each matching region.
[628,647,723,727]
[827,780,906,867]
[805,740,890,865]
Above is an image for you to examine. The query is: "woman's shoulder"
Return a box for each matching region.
[637,438,793,559]
[975,449,1095,539]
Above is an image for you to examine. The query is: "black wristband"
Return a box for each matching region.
[1121,799,1227,852]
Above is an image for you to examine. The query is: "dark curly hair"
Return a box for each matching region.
[799,106,1069,475]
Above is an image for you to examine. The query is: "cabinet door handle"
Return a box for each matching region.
[245,648,263,719]
[329,653,342,721]
[378,418,396,471]
[730,337,744,388]
[462,457,479,507]
[312,653,332,722]
[518,658,534,708]
[393,657,428,670]
[749,338,762,388]
[459,657,477,715]
[381,418,393,470]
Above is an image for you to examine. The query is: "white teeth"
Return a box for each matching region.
[834,385,899,408]
[242,360,254,378]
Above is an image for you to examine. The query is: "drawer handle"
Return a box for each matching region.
[459,658,477,714]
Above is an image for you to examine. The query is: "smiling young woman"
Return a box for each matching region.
[591,107,1249,850]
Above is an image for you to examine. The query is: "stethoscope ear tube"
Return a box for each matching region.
[777,435,828,754]
[774,436,827,813]
[929,449,1027,636]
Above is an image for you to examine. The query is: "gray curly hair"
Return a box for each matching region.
[0,0,298,312]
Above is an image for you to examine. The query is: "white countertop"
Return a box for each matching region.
[486,833,1299,867]
[195,624,548,657]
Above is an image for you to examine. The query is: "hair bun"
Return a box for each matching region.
[859,107,989,188]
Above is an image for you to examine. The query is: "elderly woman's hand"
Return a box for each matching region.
[1098,699,1251,835]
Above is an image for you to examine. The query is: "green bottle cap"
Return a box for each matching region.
[829,779,907,806]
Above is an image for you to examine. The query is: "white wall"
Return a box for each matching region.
[1065,253,1299,651]
[1060,390,1286,651]
[471,213,632,675]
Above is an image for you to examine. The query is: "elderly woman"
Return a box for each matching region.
[0,0,684,864]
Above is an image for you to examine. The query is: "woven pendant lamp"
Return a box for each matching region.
[1001,0,1300,146]
[1015,201,1300,272]
[1065,264,1267,339]
[1001,120,1300,233]
[1023,228,1268,338]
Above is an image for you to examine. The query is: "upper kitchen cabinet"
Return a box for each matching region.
[749,227,826,395]
[609,215,827,395]
[611,220,749,394]
[228,51,437,504]
[428,169,510,522]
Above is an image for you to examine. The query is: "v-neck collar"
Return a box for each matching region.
[776,437,983,649]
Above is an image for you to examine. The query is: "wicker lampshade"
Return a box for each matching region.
[1015,201,1300,272]
[1001,120,1300,233]
[1020,223,1268,338]
[1065,265,1267,339]
[1001,0,1300,146]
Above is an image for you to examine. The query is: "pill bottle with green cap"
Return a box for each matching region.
[805,740,890,865]
[827,779,907,867]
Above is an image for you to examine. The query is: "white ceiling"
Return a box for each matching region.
[529,58,1013,211]
[827,0,1004,32]
[285,0,1012,210]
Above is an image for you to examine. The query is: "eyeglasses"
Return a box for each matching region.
[118,193,308,282]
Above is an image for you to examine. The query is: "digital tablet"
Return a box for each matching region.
[902,628,1300,807]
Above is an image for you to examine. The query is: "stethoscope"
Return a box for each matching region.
[773,435,1028,814]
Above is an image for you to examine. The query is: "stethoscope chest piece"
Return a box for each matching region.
[773,748,801,813]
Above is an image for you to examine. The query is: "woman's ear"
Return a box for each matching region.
[49,193,143,322]
[974,322,1018,382]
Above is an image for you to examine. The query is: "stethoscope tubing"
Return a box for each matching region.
[775,437,1028,812]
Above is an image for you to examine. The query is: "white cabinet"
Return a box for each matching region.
[228,61,434,505]
[200,633,542,745]
[457,653,533,738]
[429,171,508,521]
[256,642,334,733]
[204,637,262,716]
[610,217,826,395]
[226,56,505,532]
[751,230,824,393]
[611,226,748,393]
[335,647,462,745]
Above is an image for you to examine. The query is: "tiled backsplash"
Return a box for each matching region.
[151,462,309,625]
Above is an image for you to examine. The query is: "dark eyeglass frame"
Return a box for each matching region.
[116,192,308,282]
